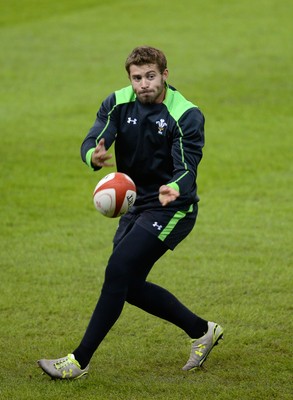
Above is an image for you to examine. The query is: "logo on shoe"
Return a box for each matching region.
[194,344,206,357]
[62,369,73,378]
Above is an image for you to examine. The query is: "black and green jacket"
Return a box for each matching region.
[81,84,205,209]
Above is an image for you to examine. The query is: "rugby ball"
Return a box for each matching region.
[93,172,136,218]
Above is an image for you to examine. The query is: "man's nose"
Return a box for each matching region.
[141,78,149,88]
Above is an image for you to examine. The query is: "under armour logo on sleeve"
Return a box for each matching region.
[153,221,163,231]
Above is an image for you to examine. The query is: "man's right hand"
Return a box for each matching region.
[91,138,114,168]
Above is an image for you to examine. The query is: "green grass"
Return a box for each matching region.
[1,0,292,399]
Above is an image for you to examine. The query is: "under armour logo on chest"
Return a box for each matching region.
[127,117,137,124]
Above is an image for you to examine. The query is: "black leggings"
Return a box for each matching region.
[74,224,207,366]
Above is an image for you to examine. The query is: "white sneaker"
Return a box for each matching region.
[182,321,224,371]
[38,354,89,380]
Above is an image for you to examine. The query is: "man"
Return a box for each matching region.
[38,46,223,380]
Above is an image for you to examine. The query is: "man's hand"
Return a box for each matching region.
[91,138,114,168]
[159,185,179,206]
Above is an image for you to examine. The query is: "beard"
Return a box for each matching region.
[137,91,157,104]
[136,79,166,104]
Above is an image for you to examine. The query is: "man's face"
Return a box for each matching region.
[129,64,169,104]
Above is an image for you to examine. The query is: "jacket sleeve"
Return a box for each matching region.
[168,107,205,196]
[80,93,118,170]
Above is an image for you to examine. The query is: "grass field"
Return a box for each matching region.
[1,0,292,399]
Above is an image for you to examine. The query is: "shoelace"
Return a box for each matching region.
[54,357,73,370]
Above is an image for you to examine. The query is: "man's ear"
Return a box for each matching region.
[163,69,169,81]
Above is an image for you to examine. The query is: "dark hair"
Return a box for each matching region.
[125,46,167,75]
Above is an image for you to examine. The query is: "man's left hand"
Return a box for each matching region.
[159,185,179,206]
